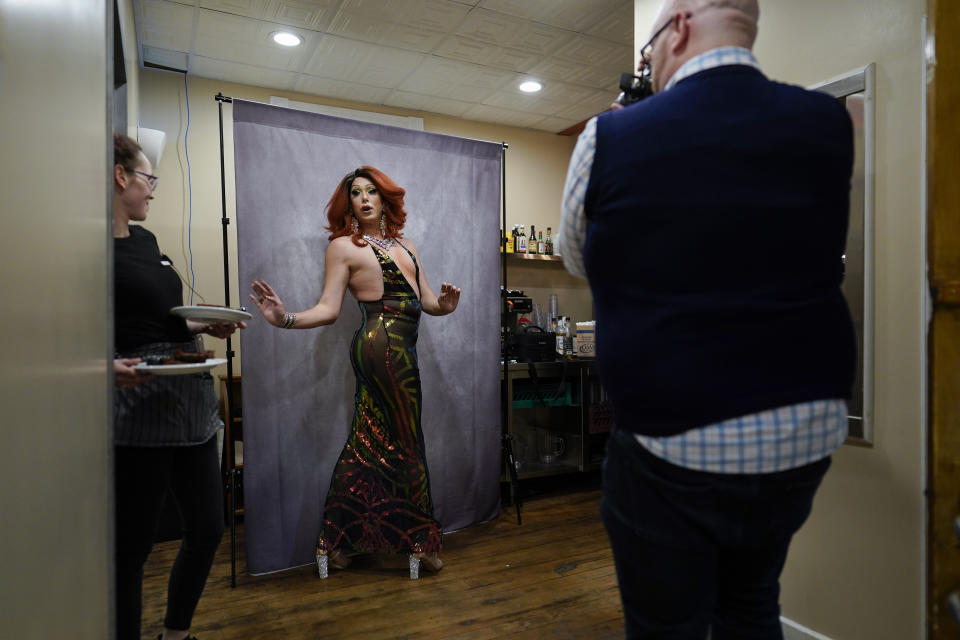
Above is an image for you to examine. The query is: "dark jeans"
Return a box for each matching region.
[601,428,830,640]
[115,436,224,639]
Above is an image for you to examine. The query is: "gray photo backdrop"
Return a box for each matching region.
[232,100,502,574]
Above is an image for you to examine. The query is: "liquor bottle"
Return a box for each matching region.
[517,225,528,253]
[545,227,553,255]
[555,316,566,356]
[563,317,574,356]
[504,229,513,253]
[528,225,538,255]
[538,231,545,255]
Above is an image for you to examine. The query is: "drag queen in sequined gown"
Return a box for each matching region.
[249,166,460,575]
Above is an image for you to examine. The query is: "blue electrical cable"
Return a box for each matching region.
[184,72,196,304]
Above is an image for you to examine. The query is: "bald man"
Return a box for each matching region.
[558,1,855,637]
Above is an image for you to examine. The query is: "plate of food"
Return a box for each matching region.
[170,304,252,323]
[133,350,228,375]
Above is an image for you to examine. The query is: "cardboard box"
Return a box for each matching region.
[575,321,595,358]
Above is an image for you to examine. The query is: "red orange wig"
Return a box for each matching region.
[325,166,408,246]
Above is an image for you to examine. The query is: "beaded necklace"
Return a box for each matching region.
[364,234,395,251]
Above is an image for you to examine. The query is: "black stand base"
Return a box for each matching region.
[502,433,522,525]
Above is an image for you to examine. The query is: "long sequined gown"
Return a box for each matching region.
[319,242,443,556]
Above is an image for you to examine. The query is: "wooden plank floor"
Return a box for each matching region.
[141,476,625,639]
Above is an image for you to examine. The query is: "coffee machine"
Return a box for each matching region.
[502,288,532,334]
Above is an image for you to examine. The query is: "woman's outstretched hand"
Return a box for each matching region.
[250,279,287,327]
[437,282,461,315]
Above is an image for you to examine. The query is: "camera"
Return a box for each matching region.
[615,72,654,107]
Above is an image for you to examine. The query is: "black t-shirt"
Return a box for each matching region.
[114,225,192,351]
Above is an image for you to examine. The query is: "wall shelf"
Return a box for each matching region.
[505,252,564,262]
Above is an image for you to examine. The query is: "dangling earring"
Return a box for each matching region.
[379,214,387,236]
[350,215,359,234]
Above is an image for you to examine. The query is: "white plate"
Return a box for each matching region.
[170,305,252,323]
[134,358,228,375]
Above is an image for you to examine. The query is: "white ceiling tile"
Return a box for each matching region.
[327,0,470,52]
[527,57,613,89]
[138,0,196,52]
[194,9,314,70]
[452,8,573,56]
[398,57,510,102]
[552,89,616,122]
[552,34,632,71]
[481,90,564,116]
[327,14,444,52]
[477,0,626,33]
[541,80,605,105]
[142,46,190,71]
[262,0,342,29]
[345,0,470,32]
[583,1,635,46]
[433,35,541,72]
[302,36,425,87]
[482,78,600,116]
[483,48,542,73]
[190,55,298,90]
[382,91,473,118]
[462,103,546,129]
[199,0,270,18]
[292,75,392,103]
[431,35,496,65]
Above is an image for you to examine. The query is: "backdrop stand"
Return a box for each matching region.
[499,142,522,526]
[214,92,239,588]
[215,93,502,586]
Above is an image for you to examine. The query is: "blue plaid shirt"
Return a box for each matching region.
[558,47,848,474]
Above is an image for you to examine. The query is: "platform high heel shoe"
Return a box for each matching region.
[408,544,443,580]
[316,541,351,579]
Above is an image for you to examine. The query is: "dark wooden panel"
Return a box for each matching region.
[928,0,960,637]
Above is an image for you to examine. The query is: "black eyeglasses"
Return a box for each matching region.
[634,12,694,97]
[133,170,159,191]
[639,16,677,66]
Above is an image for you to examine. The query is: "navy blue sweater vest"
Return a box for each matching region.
[584,65,856,436]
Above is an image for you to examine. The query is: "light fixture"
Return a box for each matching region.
[272,31,302,47]
[519,80,543,93]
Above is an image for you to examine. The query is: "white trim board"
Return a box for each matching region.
[782,617,834,640]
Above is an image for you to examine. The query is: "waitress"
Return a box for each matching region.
[112,132,244,640]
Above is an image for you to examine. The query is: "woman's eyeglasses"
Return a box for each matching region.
[133,170,159,191]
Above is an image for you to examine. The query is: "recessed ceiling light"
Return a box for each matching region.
[272,31,302,47]
[519,80,543,93]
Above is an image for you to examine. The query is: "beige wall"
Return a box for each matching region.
[633,2,926,638]
[136,69,593,372]
[759,3,925,638]
[0,1,112,637]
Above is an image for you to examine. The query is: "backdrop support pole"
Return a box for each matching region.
[499,142,521,525]
[214,92,239,587]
